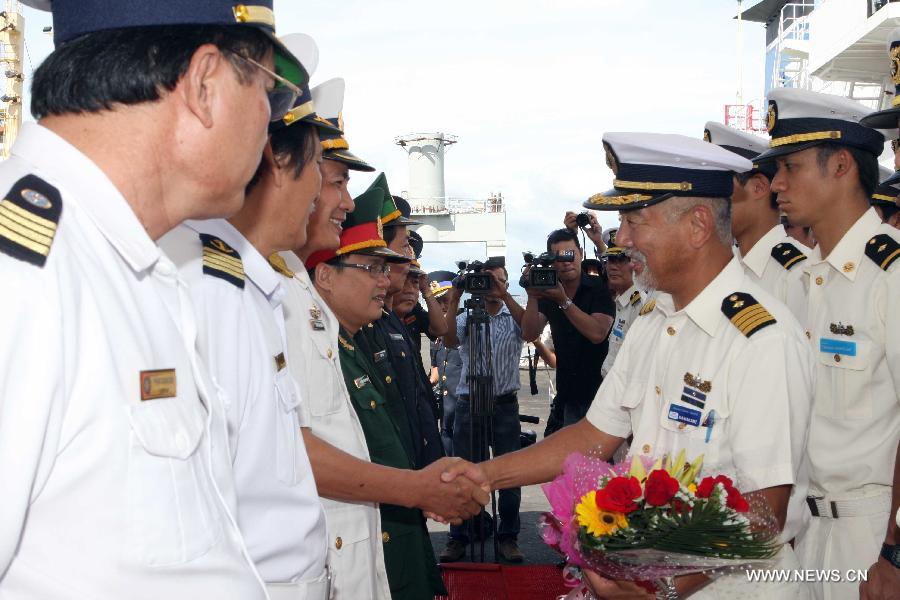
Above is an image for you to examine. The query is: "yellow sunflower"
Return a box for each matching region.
[575,491,629,537]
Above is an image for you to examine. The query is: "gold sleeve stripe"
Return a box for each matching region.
[770,131,841,147]
[0,221,50,256]
[783,255,806,269]
[732,305,769,328]
[203,255,245,278]
[203,249,243,270]
[737,312,775,334]
[0,209,55,246]
[0,200,58,234]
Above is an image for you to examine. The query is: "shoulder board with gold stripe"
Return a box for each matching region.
[629,290,642,306]
[0,175,62,268]
[864,234,900,272]
[638,298,656,316]
[200,234,244,288]
[721,292,776,338]
[770,242,807,271]
[268,252,294,278]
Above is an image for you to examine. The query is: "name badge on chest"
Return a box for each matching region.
[374,349,387,363]
[389,333,404,341]
[140,369,177,401]
[310,319,326,331]
[667,403,702,427]
[354,375,371,389]
[820,337,856,357]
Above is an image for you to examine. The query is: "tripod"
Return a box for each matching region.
[463,293,500,563]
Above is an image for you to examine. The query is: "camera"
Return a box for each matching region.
[454,260,493,294]
[575,212,591,228]
[519,250,575,289]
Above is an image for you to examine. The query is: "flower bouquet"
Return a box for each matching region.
[541,450,780,594]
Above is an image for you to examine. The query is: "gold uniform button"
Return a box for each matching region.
[666,326,676,336]
[655,385,661,395]
[327,349,333,359]
[385,376,392,384]
[401,351,406,358]
[815,276,824,286]
[834,354,841,363]
[382,531,391,543]
[678,423,687,430]
[642,444,651,454]
[335,537,343,550]
[805,331,811,339]
[442,375,447,381]
[370,400,377,409]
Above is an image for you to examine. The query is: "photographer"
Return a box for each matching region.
[439,259,528,563]
[521,228,615,432]
[564,210,606,256]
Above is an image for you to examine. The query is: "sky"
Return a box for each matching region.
[17,1,767,293]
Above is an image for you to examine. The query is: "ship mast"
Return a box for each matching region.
[0,0,23,160]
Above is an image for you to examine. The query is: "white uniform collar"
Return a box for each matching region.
[739,224,786,278]
[806,208,882,282]
[12,123,161,273]
[616,283,640,308]
[653,257,745,338]
[187,218,283,303]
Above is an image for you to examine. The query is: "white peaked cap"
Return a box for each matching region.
[280,32,318,79]
[603,132,753,173]
[311,78,346,121]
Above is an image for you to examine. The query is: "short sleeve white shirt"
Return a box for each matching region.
[0,124,264,599]
[739,224,810,322]
[587,258,813,543]
[160,220,327,584]
[601,283,644,377]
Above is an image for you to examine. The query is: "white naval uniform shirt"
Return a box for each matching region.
[600,283,644,377]
[280,251,391,600]
[587,258,813,597]
[791,208,900,497]
[161,220,327,584]
[0,124,264,599]
[738,224,810,321]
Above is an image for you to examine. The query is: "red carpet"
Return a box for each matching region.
[437,563,570,600]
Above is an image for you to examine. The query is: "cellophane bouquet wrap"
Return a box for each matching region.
[541,450,781,589]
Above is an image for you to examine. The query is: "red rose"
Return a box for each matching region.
[595,476,642,514]
[695,475,735,499]
[726,486,750,512]
[644,469,680,506]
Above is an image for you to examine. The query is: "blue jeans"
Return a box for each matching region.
[449,395,521,542]
[441,391,457,456]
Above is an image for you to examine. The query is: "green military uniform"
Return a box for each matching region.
[310,185,445,599]
[339,329,445,599]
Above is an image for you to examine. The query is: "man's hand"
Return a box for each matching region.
[860,557,900,600]
[521,266,543,300]
[563,211,580,232]
[418,274,432,295]
[582,570,655,599]
[542,281,569,306]
[564,211,605,249]
[413,457,490,524]
[440,456,492,491]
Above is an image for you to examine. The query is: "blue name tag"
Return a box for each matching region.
[612,326,624,339]
[820,337,856,357]
[667,404,702,427]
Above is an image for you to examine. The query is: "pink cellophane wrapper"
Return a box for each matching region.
[540,451,780,583]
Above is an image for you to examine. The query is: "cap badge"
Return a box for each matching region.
[376,216,384,240]
[766,101,778,134]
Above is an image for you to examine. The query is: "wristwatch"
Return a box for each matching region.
[655,577,678,599]
[559,298,573,311]
[881,543,900,568]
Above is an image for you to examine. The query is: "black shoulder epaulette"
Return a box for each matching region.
[865,234,900,271]
[629,290,641,306]
[0,174,62,267]
[638,298,656,316]
[771,242,807,270]
[721,292,776,338]
[200,233,244,288]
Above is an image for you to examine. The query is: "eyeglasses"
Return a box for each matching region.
[339,262,392,277]
[227,52,301,122]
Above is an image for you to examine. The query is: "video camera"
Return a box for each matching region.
[519,250,575,289]
[454,260,493,294]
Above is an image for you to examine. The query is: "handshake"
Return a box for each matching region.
[412,457,491,525]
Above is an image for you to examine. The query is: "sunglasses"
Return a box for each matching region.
[227,52,301,122]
